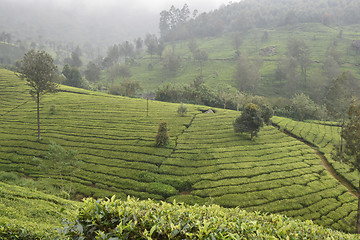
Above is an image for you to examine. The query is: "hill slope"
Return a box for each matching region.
[0,68,358,232]
[127,22,360,102]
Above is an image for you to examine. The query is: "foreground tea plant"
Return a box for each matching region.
[58,196,360,240]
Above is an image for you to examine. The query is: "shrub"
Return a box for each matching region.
[0,224,48,240]
[233,103,263,140]
[49,105,56,115]
[155,121,170,147]
[291,93,327,120]
[58,197,359,239]
[177,103,188,116]
[148,182,178,198]
[0,171,19,183]
[109,84,122,95]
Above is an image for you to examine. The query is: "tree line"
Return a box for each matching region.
[160,0,360,41]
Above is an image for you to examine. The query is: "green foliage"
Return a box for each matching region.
[0,182,78,239]
[291,93,327,121]
[19,49,59,97]
[18,49,59,140]
[120,79,142,97]
[259,104,274,125]
[0,171,19,182]
[59,196,360,239]
[341,102,360,172]
[0,224,48,240]
[41,142,80,196]
[233,54,260,93]
[177,103,188,116]
[84,61,101,83]
[62,64,87,89]
[148,182,178,198]
[325,72,353,119]
[49,104,56,115]
[162,47,181,73]
[233,103,263,140]
[155,121,170,147]
[1,68,358,233]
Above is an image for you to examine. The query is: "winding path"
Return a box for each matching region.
[273,123,358,198]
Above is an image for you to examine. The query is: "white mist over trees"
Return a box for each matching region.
[0,0,236,51]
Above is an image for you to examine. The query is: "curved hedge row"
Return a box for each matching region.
[272,116,359,192]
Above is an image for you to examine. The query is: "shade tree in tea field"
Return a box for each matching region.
[18,49,59,140]
[233,103,263,140]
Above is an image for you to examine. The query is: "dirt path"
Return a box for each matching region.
[315,149,358,198]
[273,123,358,198]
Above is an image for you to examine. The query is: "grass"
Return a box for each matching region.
[0,68,358,233]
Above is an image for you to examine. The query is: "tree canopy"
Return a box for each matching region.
[19,49,59,140]
[233,103,263,140]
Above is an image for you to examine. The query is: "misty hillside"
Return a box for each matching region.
[161,0,360,40]
[0,0,158,49]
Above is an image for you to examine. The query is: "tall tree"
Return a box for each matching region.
[19,50,59,140]
[159,4,190,40]
[217,84,239,109]
[65,51,82,68]
[84,61,101,83]
[162,47,181,74]
[120,41,134,59]
[193,49,208,75]
[145,34,158,62]
[118,64,132,79]
[325,72,352,119]
[335,102,360,233]
[233,54,260,93]
[287,38,310,85]
[106,44,120,65]
[62,66,83,88]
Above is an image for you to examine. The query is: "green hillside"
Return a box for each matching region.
[125,23,360,102]
[272,117,360,197]
[0,181,78,238]
[1,68,359,233]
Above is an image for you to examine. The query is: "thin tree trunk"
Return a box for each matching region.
[37,92,41,140]
[340,118,344,157]
[357,180,360,233]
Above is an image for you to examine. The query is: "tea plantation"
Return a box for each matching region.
[0,181,78,238]
[0,68,358,233]
[272,116,360,199]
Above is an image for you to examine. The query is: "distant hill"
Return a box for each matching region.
[126,22,360,104]
[0,68,358,232]
[161,0,360,40]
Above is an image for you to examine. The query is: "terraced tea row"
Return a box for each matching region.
[164,112,357,232]
[0,181,78,237]
[272,116,360,193]
[0,69,358,232]
[0,69,196,199]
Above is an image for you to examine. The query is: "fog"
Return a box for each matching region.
[0,0,238,50]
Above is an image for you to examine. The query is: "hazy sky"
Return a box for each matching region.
[1,0,241,47]
[48,0,239,13]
